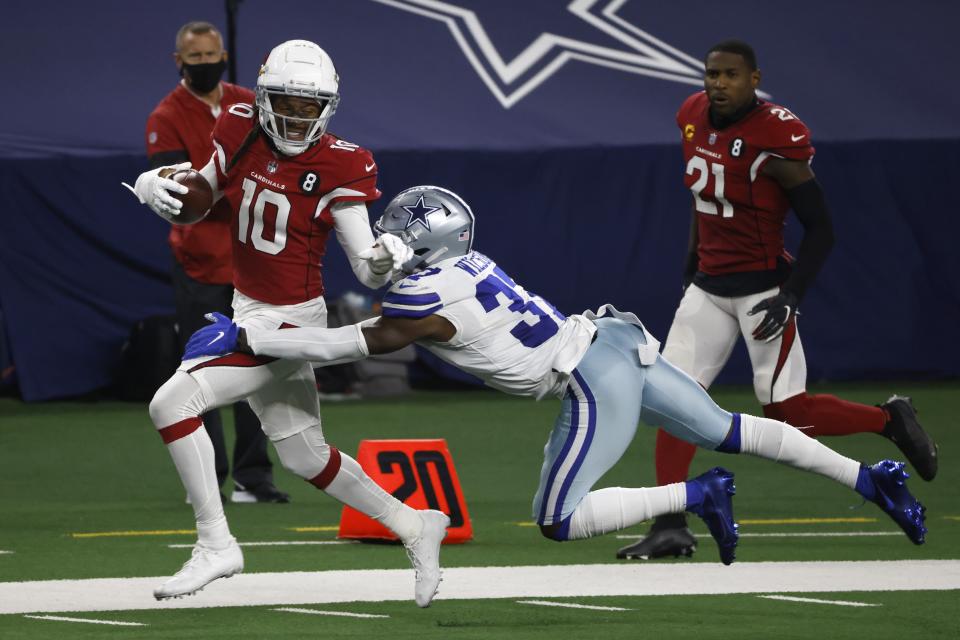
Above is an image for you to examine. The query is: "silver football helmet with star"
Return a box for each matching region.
[256,39,340,156]
[374,186,475,273]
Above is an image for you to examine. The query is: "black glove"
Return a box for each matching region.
[747,290,799,342]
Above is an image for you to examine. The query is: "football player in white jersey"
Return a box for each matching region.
[185,186,928,563]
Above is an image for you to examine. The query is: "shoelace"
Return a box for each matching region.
[174,546,214,576]
[404,544,424,582]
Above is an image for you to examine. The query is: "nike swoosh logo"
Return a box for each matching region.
[207,331,225,346]
[791,134,806,142]
[365,162,376,172]
[398,283,417,289]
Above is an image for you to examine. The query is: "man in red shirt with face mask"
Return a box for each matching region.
[145,21,288,504]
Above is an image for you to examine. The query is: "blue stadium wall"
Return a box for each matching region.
[1,1,958,400]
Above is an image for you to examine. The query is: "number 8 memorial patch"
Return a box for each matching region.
[299,171,319,193]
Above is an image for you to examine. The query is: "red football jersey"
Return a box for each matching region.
[211,103,381,305]
[146,82,254,284]
[676,92,815,275]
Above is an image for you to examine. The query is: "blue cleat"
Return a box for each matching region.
[867,460,927,544]
[687,467,739,565]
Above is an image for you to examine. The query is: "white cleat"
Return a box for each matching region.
[404,510,450,608]
[153,538,244,600]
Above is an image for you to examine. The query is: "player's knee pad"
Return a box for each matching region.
[273,424,331,480]
[763,393,811,427]
[148,372,208,429]
[539,517,571,542]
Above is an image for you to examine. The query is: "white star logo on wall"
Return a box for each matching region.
[371,0,707,109]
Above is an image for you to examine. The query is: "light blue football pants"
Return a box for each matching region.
[533,317,732,525]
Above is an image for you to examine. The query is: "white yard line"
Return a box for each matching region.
[167,541,354,548]
[274,607,389,618]
[615,531,902,539]
[518,600,630,611]
[22,614,147,626]
[0,560,957,615]
[0,551,13,555]
[758,595,880,607]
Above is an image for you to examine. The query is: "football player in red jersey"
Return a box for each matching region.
[145,21,287,506]
[127,40,450,607]
[617,40,939,561]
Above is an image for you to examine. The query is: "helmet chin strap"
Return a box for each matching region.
[421,247,449,266]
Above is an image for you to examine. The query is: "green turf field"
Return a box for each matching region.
[0,382,956,639]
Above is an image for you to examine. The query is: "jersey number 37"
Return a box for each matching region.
[476,267,564,348]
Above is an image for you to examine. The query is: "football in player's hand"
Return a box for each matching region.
[167,169,213,225]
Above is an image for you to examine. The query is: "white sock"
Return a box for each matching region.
[324,452,423,542]
[566,484,686,540]
[166,428,232,549]
[740,414,860,489]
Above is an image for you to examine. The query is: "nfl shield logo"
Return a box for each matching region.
[708,133,717,145]
[267,160,279,174]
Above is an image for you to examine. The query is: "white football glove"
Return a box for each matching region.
[121,162,191,220]
[362,233,414,274]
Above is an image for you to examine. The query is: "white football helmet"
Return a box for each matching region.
[256,40,340,156]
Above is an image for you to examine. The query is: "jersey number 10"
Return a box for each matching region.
[687,156,733,218]
[238,178,290,255]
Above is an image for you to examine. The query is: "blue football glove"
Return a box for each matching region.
[747,290,799,342]
[183,312,239,359]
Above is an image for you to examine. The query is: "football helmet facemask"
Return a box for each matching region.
[256,40,340,156]
[374,186,475,274]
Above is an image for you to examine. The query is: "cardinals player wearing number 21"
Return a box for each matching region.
[125,40,450,607]
[617,40,939,562]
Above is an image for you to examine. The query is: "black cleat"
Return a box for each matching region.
[880,395,938,481]
[231,482,291,504]
[616,513,697,560]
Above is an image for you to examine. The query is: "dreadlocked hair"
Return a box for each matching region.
[225,106,262,174]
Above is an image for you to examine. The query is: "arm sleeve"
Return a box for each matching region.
[782,178,835,301]
[244,324,369,365]
[198,154,225,205]
[381,279,444,319]
[331,200,392,289]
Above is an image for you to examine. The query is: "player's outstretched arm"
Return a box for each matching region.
[332,202,414,288]
[360,315,456,355]
[183,312,453,363]
[242,314,453,362]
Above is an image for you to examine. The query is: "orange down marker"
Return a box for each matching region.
[338,439,473,543]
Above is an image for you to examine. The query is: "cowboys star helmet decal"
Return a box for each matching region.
[402,194,443,231]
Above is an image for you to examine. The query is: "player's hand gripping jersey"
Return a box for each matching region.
[677,92,814,275]
[211,103,380,305]
[382,252,596,399]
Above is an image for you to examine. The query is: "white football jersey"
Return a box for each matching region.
[382,252,596,399]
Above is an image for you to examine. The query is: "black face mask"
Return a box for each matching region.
[181,59,226,94]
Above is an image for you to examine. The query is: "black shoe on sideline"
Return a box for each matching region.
[616,513,697,560]
[231,482,291,504]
